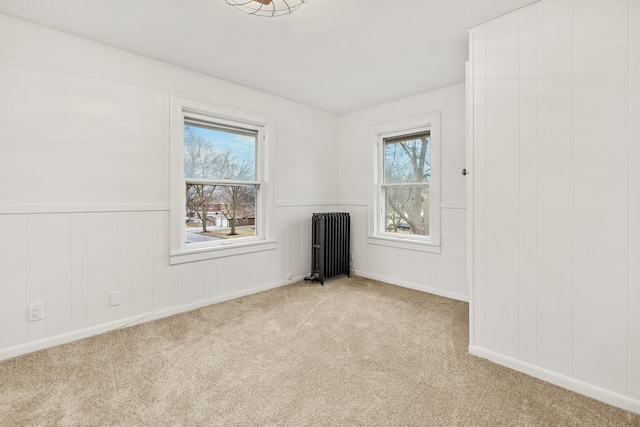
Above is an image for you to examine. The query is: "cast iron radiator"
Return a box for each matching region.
[304,212,351,285]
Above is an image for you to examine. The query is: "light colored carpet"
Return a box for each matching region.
[1,276,638,426]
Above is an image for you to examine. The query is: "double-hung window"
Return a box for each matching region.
[170,94,275,264]
[382,131,431,234]
[369,112,441,253]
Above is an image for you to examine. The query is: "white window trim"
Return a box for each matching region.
[169,93,276,265]
[368,112,441,254]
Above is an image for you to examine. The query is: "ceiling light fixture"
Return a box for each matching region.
[226,0,309,17]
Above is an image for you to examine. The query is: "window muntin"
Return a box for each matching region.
[384,132,431,183]
[182,120,260,247]
[170,94,276,264]
[369,112,440,251]
[381,132,431,237]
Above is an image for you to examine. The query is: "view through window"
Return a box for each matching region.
[183,121,259,245]
[382,132,431,236]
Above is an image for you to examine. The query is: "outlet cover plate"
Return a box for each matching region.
[109,291,121,307]
[28,303,44,322]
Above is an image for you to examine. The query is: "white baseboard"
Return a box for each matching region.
[355,270,469,303]
[0,315,153,362]
[119,274,307,329]
[469,345,640,415]
[0,277,301,362]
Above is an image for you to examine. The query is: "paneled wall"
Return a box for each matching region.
[468,0,640,413]
[0,16,339,359]
[0,205,334,358]
[339,84,468,301]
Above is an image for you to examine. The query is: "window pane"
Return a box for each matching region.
[185,184,257,244]
[184,123,256,180]
[383,186,429,236]
[384,132,431,183]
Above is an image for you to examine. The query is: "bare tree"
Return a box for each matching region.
[215,151,255,236]
[384,136,431,235]
[184,127,220,233]
[183,126,257,237]
[185,184,216,233]
[384,201,404,233]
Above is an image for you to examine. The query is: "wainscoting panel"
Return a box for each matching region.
[0,214,26,350]
[130,211,154,318]
[468,0,640,413]
[201,259,219,302]
[25,213,46,343]
[116,212,132,321]
[484,13,520,359]
[152,210,179,313]
[630,0,640,401]
[343,203,467,302]
[471,28,487,346]
[536,0,575,378]
[277,204,339,281]
[178,262,195,307]
[44,213,71,339]
[70,213,88,331]
[0,204,344,360]
[517,7,539,366]
[86,212,118,328]
[573,0,630,395]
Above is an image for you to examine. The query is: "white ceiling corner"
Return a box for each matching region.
[0,0,539,114]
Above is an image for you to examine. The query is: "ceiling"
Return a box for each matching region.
[0,0,538,114]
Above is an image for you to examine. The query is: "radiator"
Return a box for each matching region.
[304,212,351,285]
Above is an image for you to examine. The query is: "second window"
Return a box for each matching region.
[382,131,431,236]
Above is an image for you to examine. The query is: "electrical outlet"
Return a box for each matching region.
[286,273,293,280]
[367,253,372,263]
[109,291,121,307]
[28,303,44,322]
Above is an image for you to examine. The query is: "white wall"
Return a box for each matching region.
[468,0,640,414]
[0,16,340,359]
[338,84,468,301]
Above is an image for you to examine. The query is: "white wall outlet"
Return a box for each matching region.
[28,303,44,322]
[109,291,121,307]
[367,253,372,263]
[286,273,293,280]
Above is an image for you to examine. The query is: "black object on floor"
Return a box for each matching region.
[304,212,351,285]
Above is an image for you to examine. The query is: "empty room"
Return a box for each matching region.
[1,0,639,424]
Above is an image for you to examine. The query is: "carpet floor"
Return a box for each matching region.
[1,276,639,426]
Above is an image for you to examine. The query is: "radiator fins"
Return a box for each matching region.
[304,212,351,285]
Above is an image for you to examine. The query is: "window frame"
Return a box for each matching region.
[169,94,276,265]
[368,112,441,253]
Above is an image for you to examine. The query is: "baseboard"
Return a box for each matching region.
[119,275,307,329]
[0,315,153,362]
[356,270,469,303]
[0,277,300,362]
[468,345,640,415]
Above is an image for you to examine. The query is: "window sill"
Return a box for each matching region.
[170,239,277,265]
[367,235,441,254]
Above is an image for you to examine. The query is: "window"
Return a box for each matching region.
[369,113,440,253]
[184,121,257,242]
[383,132,431,235]
[170,94,276,264]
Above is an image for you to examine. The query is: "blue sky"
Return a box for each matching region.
[185,124,256,173]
